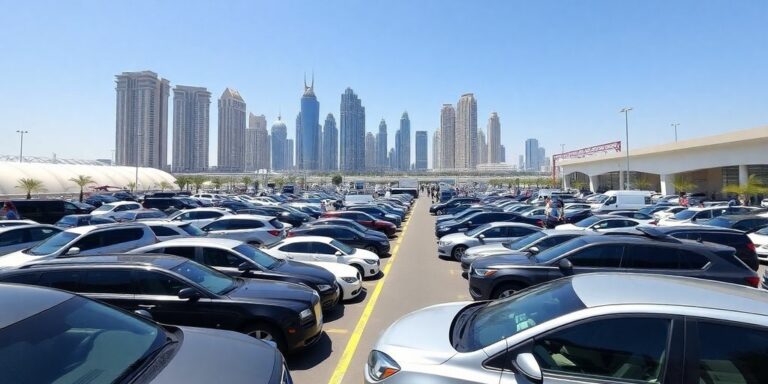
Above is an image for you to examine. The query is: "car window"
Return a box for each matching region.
[38,271,82,291]
[72,233,104,251]
[0,230,24,246]
[150,226,179,237]
[134,271,188,295]
[161,246,197,260]
[536,235,579,250]
[532,317,670,382]
[480,226,506,238]
[677,249,710,269]
[696,321,768,384]
[604,196,617,205]
[507,227,538,237]
[568,245,623,267]
[309,242,338,254]
[280,242,310,253]
[229,220,264,230]
[103,228,144,246]
[621,245,680,269]
[198,211,222,220]
[204,220,230,231]
[80,270,134,294]
[697,211,713,220]
[202,247,242,268]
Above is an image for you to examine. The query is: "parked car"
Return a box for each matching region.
[130,238,340,310]
[658,206,758,226]
[0,224,61,256]
[555,214,642,232]
[435,212,543,237]
[305,218,389,238]
[437,222,542,261]
[469,231,759,300]
[0,282,292,384]
[54,214,117,228]
[168,207,234,228]
[266,236,381,278]
[748,225,768,261]
[289,224,390,256]
[0,223,157,268]
[346,206,402,226]
[703,214,768,232]
[240,206,312,227]
[590,190,652,212]
[142,220,207,241]
[143,197,198,213]
[429,197,481,215]
[84,194,119,208]
[110,208,168,222]
[365,273,768,384]
[610,210,655,222]
[0,219,38,227]
[201,215,287,246]
[6,199,92,224]
[90,201,143,216]
[0,255,322,353]
[321,211,397,237]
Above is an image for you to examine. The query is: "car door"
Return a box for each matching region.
[200,246,251,276]
[687,319,768,384]
[278,242,312,261]
[0,228,25,255]
[552,244,624,279]
[308,241,339,263]
[76,269,137,311]
[477,226,509,245]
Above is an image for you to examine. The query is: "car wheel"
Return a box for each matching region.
[492,283,527,300]
[353,264,365,278]
[452,245,468,262]
[364,245,378,254]
[243,323,286,351]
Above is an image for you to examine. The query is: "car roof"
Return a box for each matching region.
[572,273,768,316]
[636,225,746,235]
[0,283,74,328]
[709,214,766,221]
[485,222,541,229]
[577,233,733,251]
[23,254,188,270]
[0,224,58,233]
[104,201,140,206]
[541,229,591,236]
[216,214,274,221]
[66,222,148,235]
[138,220,188,226]
[149,237,242,248]
[281,236,332,244]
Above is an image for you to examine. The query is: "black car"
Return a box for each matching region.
[346,206,401,226]
[284,204,322,219]
[429,197,480,215]
[704,214,768,233]
[111,209,168,222]
[7,199,93,224]
[84,194,120,207]
[0,283,291,384]
[54,214,117,228]
[110,190,137,201]
[288,224,391,256]
[305,218,388,238]
[468,231,759,300]
[219,200,256,211]
[436,212,543,237]
[0,255,323,353]
[241,206,312,227]
[143,197,198,213]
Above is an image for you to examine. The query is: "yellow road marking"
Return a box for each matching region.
[325,328,349,334]
[327,200,417,384]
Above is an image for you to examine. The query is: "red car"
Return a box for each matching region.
[321,211,397,237]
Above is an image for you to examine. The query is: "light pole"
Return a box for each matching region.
[671,123,679,142]
[135,131,142,193]
[16,130,28,163]
[620,107,633,190]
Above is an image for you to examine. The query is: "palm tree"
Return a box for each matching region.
[241,176,253,192]
[331,174,343,187]
[16,178,45,199]
[190,175,208,193]
[723,174,767,206]
[174,175,190,191]
[210,177,223,191]
[68,175,95,202]
[673,176,696,195]
[633,176,653,191]
[126,182,137,193]
[158,181,173,192]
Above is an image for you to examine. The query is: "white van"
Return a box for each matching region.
[592,190,652,212]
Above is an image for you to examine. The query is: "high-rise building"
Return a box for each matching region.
[397,112,411,171]
[172,85,210,173]
[525,138,540,171]
[217,88,246,172]
[394,130,401,169]
[388,148,396,170]
[440,104,455,169]
[538,147,546,171]
[245,113,268,171]
[270,115,288,171]
[340,88,365,172]
[478,129,488,164]
[298,76,320,170]
[376,119,388,170]
[285,139,295,170]
[455,93,478,169]
[365,132,376,170]
[322,113,338,171]
[519,154,524,169]
[500,145,506,163]
[115,71,170,170]
[487,112,501,163]
[415,131,428,171]
[432,130,441,170]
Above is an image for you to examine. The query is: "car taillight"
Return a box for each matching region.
[747,241,757,253]
[286,231,295,237]
[268,229,281,236]
[537,220,544,228]
[746,275,760,288]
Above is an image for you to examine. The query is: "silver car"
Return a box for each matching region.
[201,215,288,246]
[0,224,61,256]
[437,222,542,261]
[366,273,768,383]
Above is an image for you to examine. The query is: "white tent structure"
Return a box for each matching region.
[0,162,176,196]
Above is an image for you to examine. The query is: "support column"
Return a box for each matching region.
[619,171,625,190]
[739,164,749,186]
[589,175,599,193]
[562,174,571,190]
[660,173,675,196]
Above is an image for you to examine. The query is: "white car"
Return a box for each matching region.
[311,261,363,300]
[555,215,643,232]
[0,223,157,268]
[201,215,288,246]
[652,206,687,221]
[762,198,768,208]
[0,220,38,228]
[0,225,61,256]
[89,201,142,216]
[748,226,768,262]
[265,236,380,278]
[250,197,281,206]
[140,220,206,241]
[191,193,225,205]
[168,207,233,228]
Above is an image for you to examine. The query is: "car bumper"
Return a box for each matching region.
[285,303,324,352]
[319,286,341,310]
[436,243,452,257]
[362,261,381,277]
[467,274,493,300]
[338,278,363,300]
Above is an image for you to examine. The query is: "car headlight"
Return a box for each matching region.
[474,268,497,277]
[364,259,378,265]
[317,284,333,292]
[438,241,452,246]
[341,276,358,283]
[299,308,314,321]
[368,350,400,381]
[438,226,448,231]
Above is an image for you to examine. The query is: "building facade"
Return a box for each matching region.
[432,130,441,170]
[365,132,376,170]
[487,112,501,163]
[340,88,365,172]
[440,104,456,170]
[172,85,210,172]
[298,76,320,170]
[525,138,540,171]
[217,88,246,172]
[415,130,428,170]
[322,113,338,171]
[285,139,295,170]
[500,145,506,163]
[270,115,288,171]
[115,71,170,170]
[455,93,478,169]
[377,119,388,170]
[478,129,488,165]
[397,112,411,171]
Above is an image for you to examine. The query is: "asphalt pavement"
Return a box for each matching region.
[287,194,468,384]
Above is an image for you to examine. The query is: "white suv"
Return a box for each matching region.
[141,220,207,241]
[168,208,233,228]
[265,236,380,278]
[201,215,288,246]
[90,201,142,216]
[0,223,157,268]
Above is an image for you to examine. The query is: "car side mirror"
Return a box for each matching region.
[335,251,343,257]
[134,309,153,320]
[477,234,485,242]
[467,221,473,226]
[65,247,80,256]
[178,287,202,300]
[690,216,697,222]
[528,246,540,254]
[559,258,573,274]
[514,353,542,382]
[238,261,255,272]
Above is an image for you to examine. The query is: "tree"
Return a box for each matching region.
[723,174,767,206]
[158,181,173,192]
[331,174,343,186]
[16,178,45,199]
[174,175,190,191]
[68,175,95,202]
[633,176,653,191]
[190,175,208,193]
[571,180,588,192]
[210,177,223,190]
[126,182,136,193]
[241,176,253,192]
[673,176,696,195]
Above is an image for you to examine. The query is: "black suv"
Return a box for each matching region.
[8,199,92,224]
[436,212,543,237]
[288,224,391,256]
[430,197,481,215]
[0,255,323,353]
[705,214,768,233]
[468,231,759,300]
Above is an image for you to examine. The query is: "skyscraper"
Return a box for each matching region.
[397,112,411,171]
[393,130,400,170]
[487,112,501,163]
[270,115,287,171]
[172,85,210,173]
[217,88,246,172]
[455,93,477,169]
[538,147,546,172]
[245,113,268,171]
[388,148,396,170]
[415,131,428,171]
[500,145,506,163]
[340,88,365,172]
[525,138,540,171]
[365,132,376,170]
[115,71,170,170]
[519,154,524,169]
[298,75,320,170]
[478,129,488,164]
[440,104,455,169]
[285,139,294,170]
[376,119,388,170]
[322,113,338,171]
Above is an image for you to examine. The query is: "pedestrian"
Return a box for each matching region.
[544,197,552,217]
[679,192,688,207]
[3,201,19,220]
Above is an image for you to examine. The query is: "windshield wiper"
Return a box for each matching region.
[115,336,177,382]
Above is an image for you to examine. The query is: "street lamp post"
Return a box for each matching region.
[16,130,28,163]
[620,107,633,190]
[671,123,680,142]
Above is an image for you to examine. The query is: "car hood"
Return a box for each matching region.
[352,248,379,260]
[364,230,388,240]
[439,232,470,243]
[373,302,470,365]
[228,278,315,304]
[473,253,537,268]
[272,260,336,284]
[0,250,50,269]
[438,220,459,228]
[309,261,358,278]
[151,327,280,384]
[465,243,510,256]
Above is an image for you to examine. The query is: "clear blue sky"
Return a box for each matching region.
[1,0,766,167]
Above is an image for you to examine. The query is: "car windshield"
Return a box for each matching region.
[755,226,768,235]
[330,239,355,254]
[170,261,236,295]
[704,217,733,228]
[0,296,166,383]
[466,223,492,237]
[505,231,547,250]
[462,279,585,351]
[534,238,588,264]
[92,204,115,212]
[673,210,698,220]
[234,244,280,269]
[573,216,602,228]
[26,232,79,256]
[179,224,205,236]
